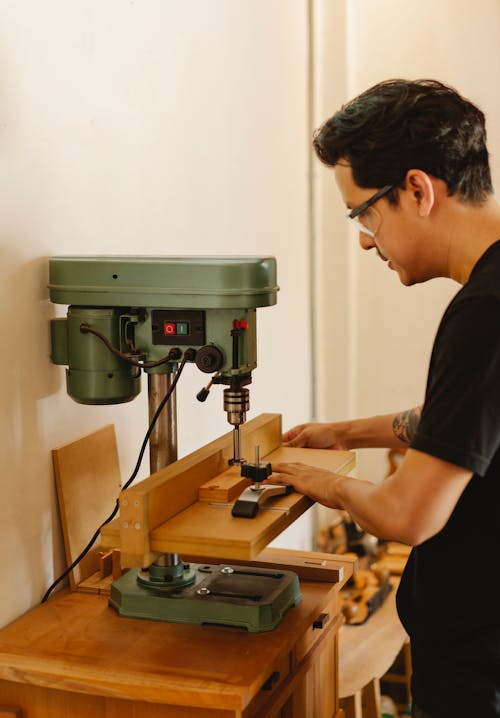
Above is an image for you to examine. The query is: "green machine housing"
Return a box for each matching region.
[48,255,278,405]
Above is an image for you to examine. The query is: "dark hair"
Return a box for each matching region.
[313,79,492,204]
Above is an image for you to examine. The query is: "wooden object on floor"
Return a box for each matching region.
[99,413,355,567]
[0,554,354,718]
[52,424,122,588]
[373,541,411,576]
[338,578,408,718]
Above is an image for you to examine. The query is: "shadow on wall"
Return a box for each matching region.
[0,251,65,614]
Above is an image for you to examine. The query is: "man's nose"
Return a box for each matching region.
[359,231,376,250]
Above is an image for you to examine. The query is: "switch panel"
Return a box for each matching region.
[151,310,205,346]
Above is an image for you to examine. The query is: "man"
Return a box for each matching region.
[270,80,500,717]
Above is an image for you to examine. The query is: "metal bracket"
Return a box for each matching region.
[231,483,293,518]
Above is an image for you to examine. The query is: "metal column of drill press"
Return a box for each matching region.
[232,446,294,518]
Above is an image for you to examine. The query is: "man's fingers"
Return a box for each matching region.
[272,462,304,473]
[282,435,303,447]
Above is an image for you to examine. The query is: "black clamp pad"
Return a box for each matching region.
[231,500,260,518]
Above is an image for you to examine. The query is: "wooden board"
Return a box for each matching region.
[150,448,355,561]
[198,464,248,502]
[183,548,357,584]
[52,425,122,588]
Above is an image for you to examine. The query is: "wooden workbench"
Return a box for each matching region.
[0,417,357,716]
[0,556,354,718]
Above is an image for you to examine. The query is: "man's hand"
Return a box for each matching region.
[282,422,349,450]
[272,449,473,545]
[270,461,344,509]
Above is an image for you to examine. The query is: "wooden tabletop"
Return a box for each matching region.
[0,580,343,713]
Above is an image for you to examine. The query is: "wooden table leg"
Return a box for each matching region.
[339,692,362,718]
[362,677,381,718]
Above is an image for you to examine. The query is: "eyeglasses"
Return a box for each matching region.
[347,184,394,238]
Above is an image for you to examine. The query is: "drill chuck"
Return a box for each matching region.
[224,387,250,426]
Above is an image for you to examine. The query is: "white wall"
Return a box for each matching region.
[312,0,500,495]
[0,1,312,627]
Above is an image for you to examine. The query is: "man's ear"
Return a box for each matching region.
[405,170,435,217]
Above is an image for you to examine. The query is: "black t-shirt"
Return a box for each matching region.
[396,240,500,716]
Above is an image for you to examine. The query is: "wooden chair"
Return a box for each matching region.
[338,577,410,718]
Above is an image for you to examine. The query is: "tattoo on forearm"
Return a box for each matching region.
[392,406,422,444]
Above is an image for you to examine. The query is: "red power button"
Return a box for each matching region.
[164,322,176,336]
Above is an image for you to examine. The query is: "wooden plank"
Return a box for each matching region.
[76,572,113,595]
[52,425,122,588]
[183,548,357,585]
[117,414,282,566]
[198,465,248,503]
[98,550,113,579]
[150,449,355,561]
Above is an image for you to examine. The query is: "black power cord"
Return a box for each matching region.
[41,347,196,604]
[80,323,180,369]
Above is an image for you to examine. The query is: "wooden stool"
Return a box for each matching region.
[339,578,408,718]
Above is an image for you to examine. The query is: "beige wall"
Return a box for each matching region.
[0,1,312,627]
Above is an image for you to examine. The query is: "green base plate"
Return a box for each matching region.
[109,563,302,632]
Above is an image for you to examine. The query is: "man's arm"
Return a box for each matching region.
[283,405,422,450]
[271,448,473,545]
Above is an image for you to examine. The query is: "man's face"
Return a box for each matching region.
[334,162,425,286]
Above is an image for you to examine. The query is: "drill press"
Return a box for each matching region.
[49,255,301,631]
